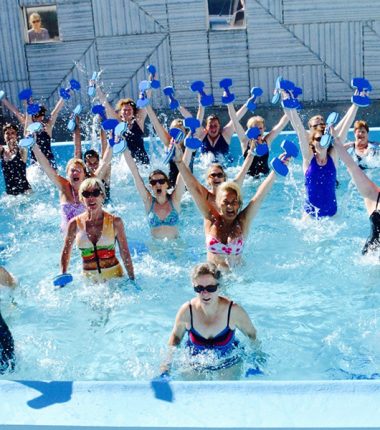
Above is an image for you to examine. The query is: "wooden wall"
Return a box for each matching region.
[1,0,379,115]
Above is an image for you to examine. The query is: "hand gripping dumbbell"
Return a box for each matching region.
[19,122,44,148]
[147,65,160,90]
[351,77,372,107]
[67,104,82,132]
[136,80,151,108]
[320,112,339,149]
[219,78,235,104]
[246,87,263,112]
[88,71,101,97]
[164,127,185,164]
[18,88,40,115]
[112,122,129,154]
[245,127,268,156]
[163,86,180,110]
[270,140,299,176]
[59,79,81,100]
[184,117,202,150]
[272,77,302,109]
[190,80,214,107]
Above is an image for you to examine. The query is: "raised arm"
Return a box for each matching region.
[95,144,112,181]
[178,105,192,118]
[73,118,82,159]
[171,147,194,206]
[264,114,289,145]
[239,170,276,234]
[123,148,152,210]
[32,143,66,191]
[114,216,135,280]
[145,105,170,147]
[284,108,311,167]
[96,86,118,119]
[335,103,358,142]
[60,218,77,274]
[49,97,65,130]
[227,102,249,153]
[1,97,25,123]
[234,147,255,188]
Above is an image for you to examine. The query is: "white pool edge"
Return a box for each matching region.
[1,379,380,429]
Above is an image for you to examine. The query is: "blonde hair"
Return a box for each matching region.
[79,177,106,203]
[29,12,41,25]
[247,115,265,129]
[115,98,137,115]
[66,158,86,174]
[191,262,221,283]
[216,181,243,208]
[308,115,325,129]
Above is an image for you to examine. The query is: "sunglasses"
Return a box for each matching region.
[82,189,102,198]
[311,123,325,129]
[32,20,41,23]
[150,178,167,186]
[209,172,224,179]
[193,283,219,293]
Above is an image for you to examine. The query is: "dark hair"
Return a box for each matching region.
[191,262,221,283]
[116,98,138,116]
[84,149,100,160]
[354,120,369,133]
[148,169,170,184]
[2,123,18,134]
[206,114,221,125]
[32,105,47,119]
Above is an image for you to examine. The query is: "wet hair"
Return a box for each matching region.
[206,163,227,181]
[66,158,86,174]
[354,120,369,133]
[148,169,170,184]
[115,98,138,116]
[2,123,18,134]
[247,115,265,129]
[191,262,221,283]
[79,177,106,203]
[216,181,243,208]
[83,149,100,161]
[308,115,325,129]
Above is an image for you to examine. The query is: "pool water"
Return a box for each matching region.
[0,129,380,382]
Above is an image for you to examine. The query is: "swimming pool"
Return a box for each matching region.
[1,129,380,383]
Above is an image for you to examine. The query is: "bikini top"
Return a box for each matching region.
[148,197,179,228]
[206,234,244,256]
[187,301,236,350]
[60,186,86,232]
[76,211,117,263]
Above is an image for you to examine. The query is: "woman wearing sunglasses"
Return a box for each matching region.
[122,146,192,240]
[161,262,257,377]
[60,178,134,281]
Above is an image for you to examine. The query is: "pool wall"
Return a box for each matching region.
[1,380,380,429]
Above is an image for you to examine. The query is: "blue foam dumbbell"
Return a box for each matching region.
[19,122,44,148]
[184,117,202,150]
[147,65,160,90]
[246,87,263,112]
[136,80,151,108]
[88,71,101,97]
[219,78,235,104]
[245,127,268,156]
[320,112,339,149]
[270,140,299,176]
[280,79,302,110]
[163,86,180,110]
[59,79,81,100]
[163,127,185,164]
[351,77,372,107]
[112,122,128,154]
[190,80,214,107]
[18,88,40,115]
[53,273,73,288]
[67,104,82,132]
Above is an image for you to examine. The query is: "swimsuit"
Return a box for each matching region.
[304,155,337,218]
[243,143,270,177]
[362,193,380,255]
[0,312,14,374]
[347,142,380,170]
[60,186,86,232]
[206,235,244,255]
[186,301,240,370]
[0,147,31,195]
[201,134,231,162]
[76,211,123,280]
[148,197,179,229]
[125,121,149,165]
[30,128,57,169]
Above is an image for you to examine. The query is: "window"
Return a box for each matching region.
[23,5,59,44]
[207,0,245,30]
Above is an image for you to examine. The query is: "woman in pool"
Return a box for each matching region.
[334,133,380,255]
[60,178,134,281]
[161,262,257,377]
[344,120,380,169]
[122,146,192,240]
[96,84,149,165]
[284,107,339,219]
[175,148,282,269]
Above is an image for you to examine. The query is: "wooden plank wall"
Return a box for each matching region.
[0,0,379,118]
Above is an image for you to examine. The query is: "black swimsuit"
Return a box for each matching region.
[0,312,14,374]
[362,193,380,255]
[0,147,31,195]
[243,142,270,177]
[30,129,57,169]
[125,121,149,165]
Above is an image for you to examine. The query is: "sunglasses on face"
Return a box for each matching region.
[82,189,102,198]
[32,20,41,23]
[311,123,325,129]
[193,283,219,293]
[209,172,224,179]
[150,178,167,186]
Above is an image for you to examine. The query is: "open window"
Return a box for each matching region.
[23,5,60,44]
[207,0,245,30]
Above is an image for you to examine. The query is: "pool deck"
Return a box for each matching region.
[1,380,380,429]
